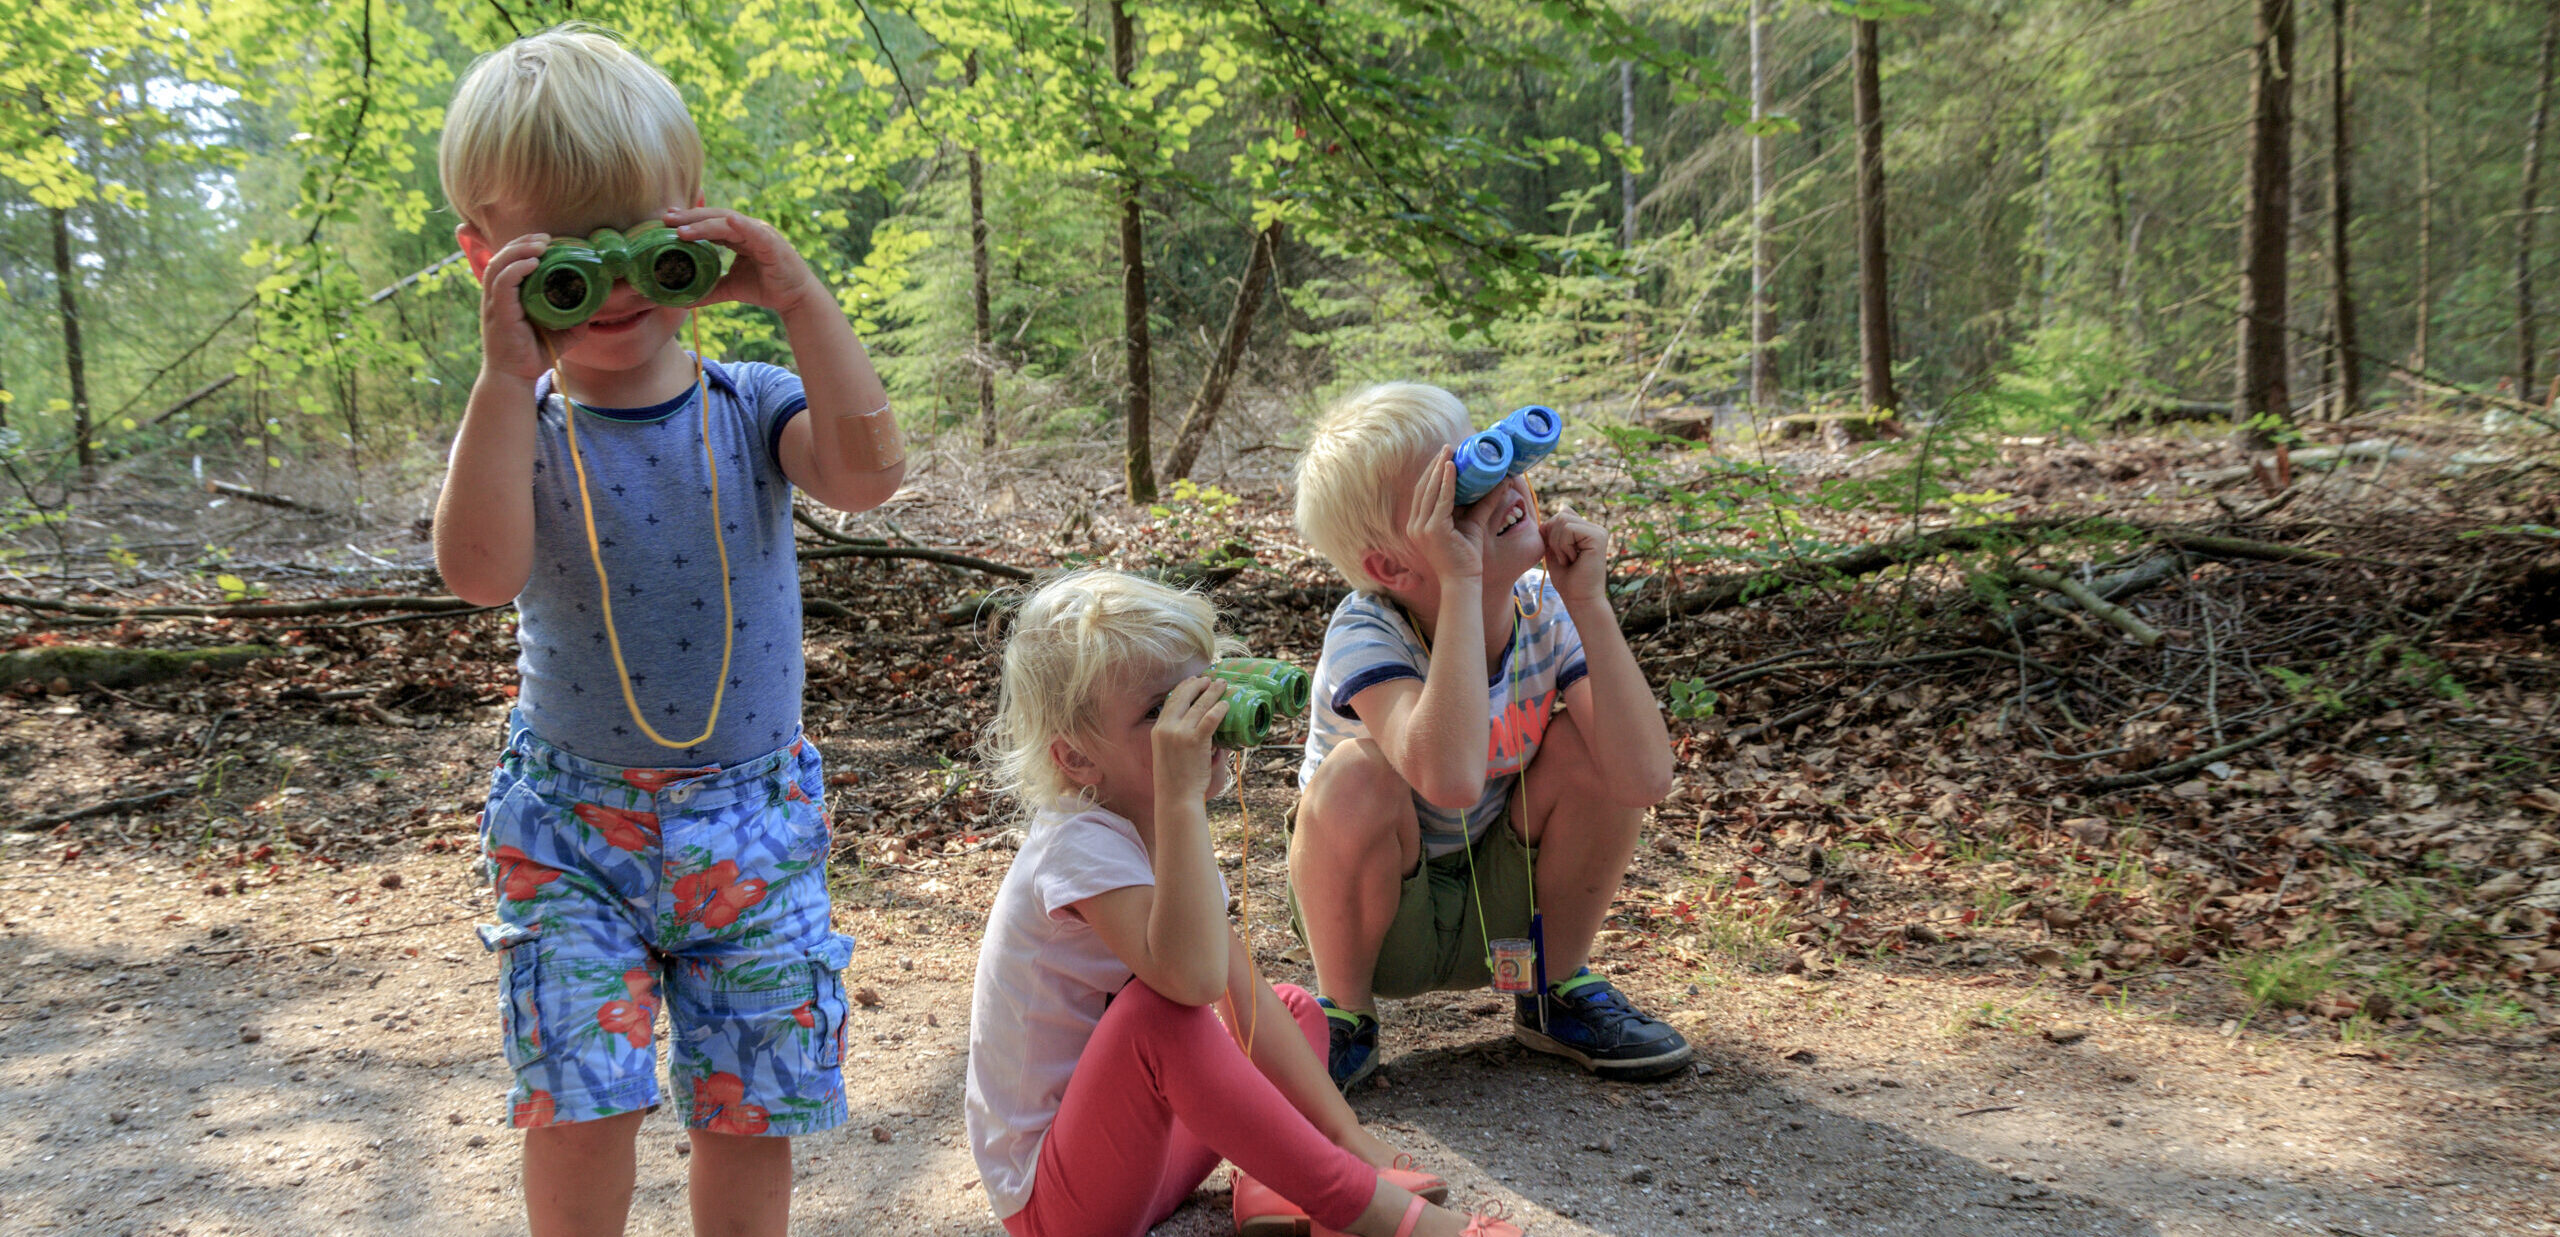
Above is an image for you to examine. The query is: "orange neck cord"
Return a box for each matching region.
[539,318,736,750]
[1219,749,1263,1057]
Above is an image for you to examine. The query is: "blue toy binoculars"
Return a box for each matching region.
[1451,405,1563,506]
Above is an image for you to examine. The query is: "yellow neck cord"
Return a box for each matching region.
[1407,589,1542,978]
[540,319,736,751]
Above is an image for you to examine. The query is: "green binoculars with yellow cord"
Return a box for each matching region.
[520,224,724,330]
[1208,658,1312,750]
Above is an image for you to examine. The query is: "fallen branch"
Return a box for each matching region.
[1704,646,2082,694]
[1621,523,2075,636]
[206,479,332,515]
[0,643,285,688]
[0,593,478,620]
[11,786,191,833]
[300,603,508,632]
[2083,709,2326,791]
[2152,531,2339,564]
[797,542,1033,580]
[791,507,888,547]
[2008,566,2164,646]
[2180,439,2410,489]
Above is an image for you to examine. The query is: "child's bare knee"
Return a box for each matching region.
[1303,740,1410,824]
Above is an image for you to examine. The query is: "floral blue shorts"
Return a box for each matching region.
[476,713,853,1135]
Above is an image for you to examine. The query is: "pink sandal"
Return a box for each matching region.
[1311,1194,1524,1237]
[1234,1159,1452,1235]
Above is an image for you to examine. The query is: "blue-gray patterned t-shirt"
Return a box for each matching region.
[1298,571,1588,856]
[511,357,808,769]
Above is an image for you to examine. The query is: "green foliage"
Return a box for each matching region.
[1664,677,1720,719]
[0,0,2548,490]
[2232,938,2339,1013]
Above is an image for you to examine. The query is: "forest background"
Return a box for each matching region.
[4,3,2560,1232]
[8,0,2557,499]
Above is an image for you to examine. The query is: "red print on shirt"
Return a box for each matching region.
[1487,691,1554,771]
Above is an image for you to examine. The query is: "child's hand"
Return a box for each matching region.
[475,232,553,383]
[1150,676,1230,804]
[1404,454,1487,583]
[1541,507,1612,604]
[662,207,828,321]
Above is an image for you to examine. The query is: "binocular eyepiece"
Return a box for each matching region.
[1207,658,1312,750]
[520,224,724,330]
[1451,405,1563,506]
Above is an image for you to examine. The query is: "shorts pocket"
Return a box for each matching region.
[807,932,855,1069]
[497,942,550,1072]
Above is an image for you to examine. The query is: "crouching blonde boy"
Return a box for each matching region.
[1288,383,1687,1090]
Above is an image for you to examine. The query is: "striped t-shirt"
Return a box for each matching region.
[1298,571,1588,856]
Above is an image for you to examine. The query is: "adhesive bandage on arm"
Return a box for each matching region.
[830,404,906,473]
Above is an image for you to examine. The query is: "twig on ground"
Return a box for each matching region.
[792,507,888,547]
[300,604,507,632]
[797,542,1033,580]
[2151,531,2340,564]
[2009,565,2164,646]
[206,480,332,515]
[199,709,236,756]
[2084,710,2327,791]
[11,786,191,833]
[1954,1106,2018,1119]
[0,593,478,621]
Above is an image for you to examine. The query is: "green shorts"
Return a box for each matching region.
[1286,802,1539,1000]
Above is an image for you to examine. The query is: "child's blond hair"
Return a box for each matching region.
[1293,382,1473,594]
[438,24,702,235]
[980,571,1240,811]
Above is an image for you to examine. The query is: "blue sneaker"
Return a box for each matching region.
[1317,997,1380,1093]
[1514,968,1693,1080]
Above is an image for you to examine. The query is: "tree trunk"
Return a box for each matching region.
[50,205,94,484]
[2413,0,2435,381]
[2233,0,2298,446]
[2519,0,2559,404]
[2327,0,2360,418]
[968,51,997,451]
[1164,223,1280,482]
[1619,58,1638,250]
[1852,17,1899,417]
[1749,0,1775,408]
[1110,0,1156,503]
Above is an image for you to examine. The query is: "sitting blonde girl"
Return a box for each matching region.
[964,570,1521,1237]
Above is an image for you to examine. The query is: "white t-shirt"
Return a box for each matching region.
[963,800,1227,1219]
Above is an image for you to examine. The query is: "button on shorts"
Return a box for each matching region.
[476,712,853,1135]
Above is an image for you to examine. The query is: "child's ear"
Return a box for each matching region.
[457,222,496,282]
[1360,548,1416,595]
[1048,737,1100,789]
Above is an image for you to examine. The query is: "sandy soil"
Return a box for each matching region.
[2,709,2553,1237]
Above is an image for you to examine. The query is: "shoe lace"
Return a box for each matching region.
[1461,1201,1518,1236]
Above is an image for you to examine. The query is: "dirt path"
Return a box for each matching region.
[3,737,2554,1237]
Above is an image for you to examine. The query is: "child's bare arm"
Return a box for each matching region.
[1352,459,1493,809]
[663,207,905,515]
[1074,677,1233,1005]
[434,232,551,607]
[1546,511,1675,805]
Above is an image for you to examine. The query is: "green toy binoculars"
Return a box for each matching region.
[1208,658,1312,750]
[520,224,724,330]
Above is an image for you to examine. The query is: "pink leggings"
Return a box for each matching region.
[1001,981,1376,1237]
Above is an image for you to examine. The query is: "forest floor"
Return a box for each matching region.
[2,405,2558,1236]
